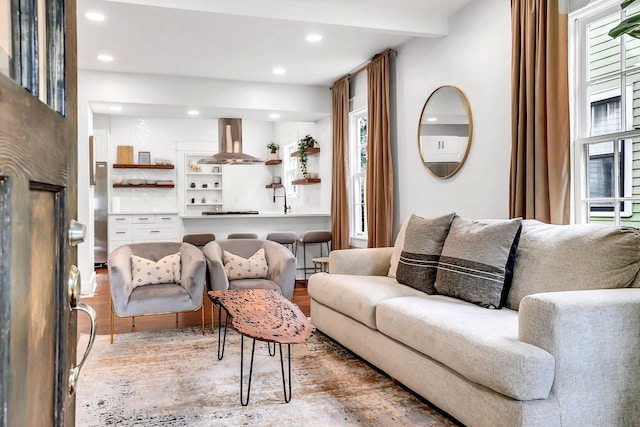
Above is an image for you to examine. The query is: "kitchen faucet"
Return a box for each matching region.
[273,186,288,214]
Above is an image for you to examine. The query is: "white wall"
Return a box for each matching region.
[394,0,511,232]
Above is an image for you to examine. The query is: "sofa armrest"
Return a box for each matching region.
[107,245,134,314]
[519,288,640,423]
[203,241,230,292]
[179,243,206,304]
[329,247,393,276]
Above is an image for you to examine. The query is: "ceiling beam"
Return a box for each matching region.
[105,0,452,37]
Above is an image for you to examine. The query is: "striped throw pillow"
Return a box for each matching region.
[435,216,522,309]
[395,213,455,293]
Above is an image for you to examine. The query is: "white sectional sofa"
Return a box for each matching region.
[308,217,640,427]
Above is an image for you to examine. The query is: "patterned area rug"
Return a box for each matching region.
[76,327,459,426]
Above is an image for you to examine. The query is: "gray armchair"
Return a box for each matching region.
[203,239,296,300]
[107,241,206,343]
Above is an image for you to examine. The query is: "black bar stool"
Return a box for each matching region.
[266,231,297,254]
[227,233,258,239]
[182,233,215,249]
[295,230,332,283]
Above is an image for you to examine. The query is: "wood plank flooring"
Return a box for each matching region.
[77,267,311,336]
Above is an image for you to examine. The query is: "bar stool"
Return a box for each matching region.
[266,231,297,254]
[296,230,332,283]
[182,233,215,249]
[227,233,258,239]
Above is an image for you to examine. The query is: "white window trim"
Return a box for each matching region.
[570,0,640,225]
[283,142,298,198]
[348,106,368,243]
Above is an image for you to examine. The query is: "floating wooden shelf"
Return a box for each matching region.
[112,183,175,188]
[292,178,321,185]
[291,147,320,158]
[265,184,284,188]
[113,164,175,169]
[265,159,282,165]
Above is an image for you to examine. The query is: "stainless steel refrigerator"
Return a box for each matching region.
[94,161,108,266]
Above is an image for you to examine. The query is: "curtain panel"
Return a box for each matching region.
[366,54,394,247]
[510,0,570,224]
[330,77,350,250]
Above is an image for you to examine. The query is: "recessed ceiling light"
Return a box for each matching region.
[85,12,105,22]
[269,113,280,119]
[273,67,286,75]
[306,34,322,42]
[109,105,122,111]
[426,117,437,122]
[187,110,200,116]
[97,54,113,62]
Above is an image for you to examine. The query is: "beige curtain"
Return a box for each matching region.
[366,54,394,247]
[331,77,350,250]
[510,0,570,224]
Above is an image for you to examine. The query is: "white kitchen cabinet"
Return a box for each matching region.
[107,214,179,254]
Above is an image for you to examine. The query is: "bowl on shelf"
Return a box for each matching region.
[129,179,144,185]
[145,179,157,185]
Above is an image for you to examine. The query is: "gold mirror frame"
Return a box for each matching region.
[417,85,473,179]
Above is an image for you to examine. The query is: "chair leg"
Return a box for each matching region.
[110,301,115,344]
[201,301,205,335]
[131,316,135,332]
[175,312,179,328]
[303,243,308,284]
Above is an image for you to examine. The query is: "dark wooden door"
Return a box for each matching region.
[0,1,93,426]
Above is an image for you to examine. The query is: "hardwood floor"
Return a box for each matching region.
[77,267,311,336]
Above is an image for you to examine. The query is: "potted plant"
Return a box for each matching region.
[298,134,318,178]
[266,142,280,160]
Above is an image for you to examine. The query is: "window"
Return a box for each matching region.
[349,107,368,239]
[283,142,298,198]
[570,1,640,226]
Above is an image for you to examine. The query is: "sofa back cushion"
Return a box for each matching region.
[435,216,522,309]
[395,213,455,294]
[506,220,640,310]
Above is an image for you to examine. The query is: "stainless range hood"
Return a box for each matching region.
[198,118,263,164]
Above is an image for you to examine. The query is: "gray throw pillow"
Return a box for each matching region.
[395,213,456,294]
[435,216,522,309]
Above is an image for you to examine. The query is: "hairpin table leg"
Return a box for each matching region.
[216,304,229,361]
[267,342,276,356]
[240,335,256,406]
[279,343,292,403]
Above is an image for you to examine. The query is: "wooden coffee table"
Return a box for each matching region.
[208,289,314,405]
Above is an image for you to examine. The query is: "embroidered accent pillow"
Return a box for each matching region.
[131,253,181,288]
[224,248,269,280]
[395,213,456,293]
[435,217,522,309]
[387,216,410,278]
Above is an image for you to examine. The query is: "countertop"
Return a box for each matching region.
[180,212,330,219]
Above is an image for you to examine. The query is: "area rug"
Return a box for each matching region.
[76,327,459,426]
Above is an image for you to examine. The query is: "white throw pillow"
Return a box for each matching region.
[131,253,181,288]
[224,248,269,280]
[387,216,410,278]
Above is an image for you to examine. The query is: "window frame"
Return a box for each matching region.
[283,142,299,199]
[348,106,368,243]
[570,0,640,225]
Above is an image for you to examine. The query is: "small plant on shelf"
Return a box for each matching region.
[298,134,318,178]
[266,142,280,153]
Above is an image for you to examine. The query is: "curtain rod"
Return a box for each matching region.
[335,48,397,84]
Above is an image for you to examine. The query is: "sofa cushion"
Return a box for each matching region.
[308,273,427,329]
[506,220,640,310]
[387,216,410,278]
[131,253,180,287]
[435,217,522,309]
[223,248,269,280]
[376,295,555,401]
[396,213,455,294]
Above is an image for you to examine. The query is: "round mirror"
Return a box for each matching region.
[417,85,473,179]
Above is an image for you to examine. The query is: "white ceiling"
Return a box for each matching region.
[77,0,472,119]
